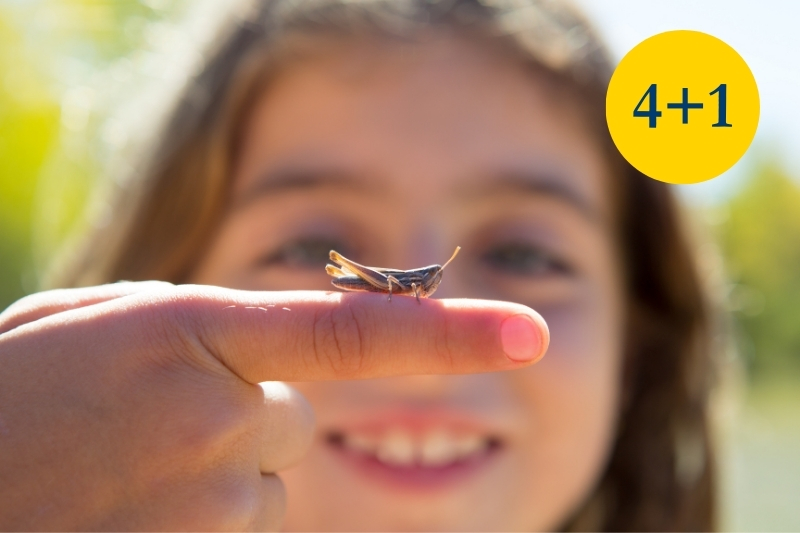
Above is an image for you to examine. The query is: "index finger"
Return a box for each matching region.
[158,286,549,383]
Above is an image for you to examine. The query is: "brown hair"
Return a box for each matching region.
[48,0,716,529]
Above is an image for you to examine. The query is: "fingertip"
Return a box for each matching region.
[500,314,545,363]
[431,298,550,366]
[526,308,550,363]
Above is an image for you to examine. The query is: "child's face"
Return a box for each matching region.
[190,35,625,530]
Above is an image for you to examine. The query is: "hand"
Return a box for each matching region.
[0,282,548,531]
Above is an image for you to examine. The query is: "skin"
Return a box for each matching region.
[189,34,626,531]
[0,36,552,529]
[0,285,544,531]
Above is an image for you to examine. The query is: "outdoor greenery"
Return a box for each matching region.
[0,9,59,307]
[716,161,800,380]
[1,0,181,304]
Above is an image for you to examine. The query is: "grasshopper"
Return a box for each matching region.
[326,247,461,303]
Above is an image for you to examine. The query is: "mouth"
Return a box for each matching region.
[324,418,504,491]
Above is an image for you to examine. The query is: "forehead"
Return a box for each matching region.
[233,33,612,225]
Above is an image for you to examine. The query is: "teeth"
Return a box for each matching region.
[453,434,485,457]
[343,433,377,454]
[340,428,491,467]
[419,429,458,467]
[375,429,415,467]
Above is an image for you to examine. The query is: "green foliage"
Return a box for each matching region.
[0,12,61,309]
[717,160,800,379]
[0,0,183,312]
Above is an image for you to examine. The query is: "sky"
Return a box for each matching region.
[572,0,800,205]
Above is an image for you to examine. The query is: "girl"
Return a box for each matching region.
[0,0,715,530]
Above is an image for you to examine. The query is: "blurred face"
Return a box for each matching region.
[190,35,625,531]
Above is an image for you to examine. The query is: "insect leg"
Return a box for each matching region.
[386,275,406,302]
[412,282,421,303]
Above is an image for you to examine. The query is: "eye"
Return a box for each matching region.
[258,237,351,270]
[480,242,572,277]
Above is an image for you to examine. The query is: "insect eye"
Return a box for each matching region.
[259,237,351,269]
[480,242,571,276]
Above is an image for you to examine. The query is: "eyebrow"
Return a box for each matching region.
[456,172,601,223]
[232,166,600,223]
[230,168,379,211]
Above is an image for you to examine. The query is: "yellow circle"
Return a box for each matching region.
[606,30,759,184]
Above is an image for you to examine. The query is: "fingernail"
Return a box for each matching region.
[500,314,542,362]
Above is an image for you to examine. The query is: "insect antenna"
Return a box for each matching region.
[440,246,461,270]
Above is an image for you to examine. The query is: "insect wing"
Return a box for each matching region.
[328,251,390,291]
[330,275,391,293]
[325,264,349,278]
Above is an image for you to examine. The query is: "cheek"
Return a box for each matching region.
[507,288,625,526]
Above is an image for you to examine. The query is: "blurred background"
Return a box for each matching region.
[0,1,797,529]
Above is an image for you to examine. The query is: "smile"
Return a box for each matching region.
[324,422,504,491]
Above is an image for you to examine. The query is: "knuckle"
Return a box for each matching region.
[130,288,206,354]
[122,289,229,379]
[310,304,369,378]
[194,474,285,532]
[0,291,56,332]
[126,280,176,290]
[2,291,45,316]
[256,474,287,531]
[257,383,316,469]
[195,476,269,532]
[260,382,315,436]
